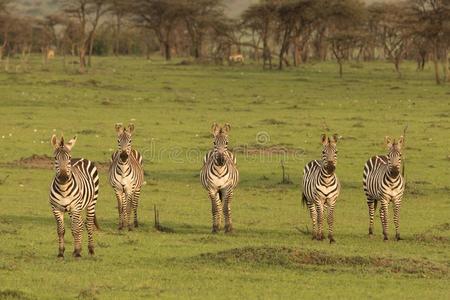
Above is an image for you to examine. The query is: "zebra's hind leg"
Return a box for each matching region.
[393,199,401,241]
[223,188,234,233]
[367,199,376,236]
[52,208,65,258]
[209,190,222,233]
[69,210,83,257]
[327,201,336,243]
[85,203,96,255]
[131,189,141,228]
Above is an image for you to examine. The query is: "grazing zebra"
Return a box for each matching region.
[363,136,405,241]
[49,135,99,258]
[109,123,144,230]
[200,123,239,233]
[302,134,340,243]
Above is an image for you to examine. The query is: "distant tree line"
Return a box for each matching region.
[0,0,448,83]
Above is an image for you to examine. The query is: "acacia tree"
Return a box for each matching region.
[131,0,183,61]
[110,0,129,55]
[61,0,109,72]
[327,0,366,77]
[411,0,450,84]
[0,0,12,61]
[178,0,224,59]
[372,2,411,78]
[242,1,278,69]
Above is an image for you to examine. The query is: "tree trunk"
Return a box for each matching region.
[79,47,86,73]
[164,42,171,61]
[442,48,449,83]
[433,47,441,84]
[395,59,401,78]
[338,60,343,78]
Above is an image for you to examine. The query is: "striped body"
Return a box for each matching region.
[200,123,239,233]
[363,154,405,240]
[301,134,340,242]
[49,135,99,258]
[109,123,144,230]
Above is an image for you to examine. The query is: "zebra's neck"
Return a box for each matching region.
[320,165,335,183]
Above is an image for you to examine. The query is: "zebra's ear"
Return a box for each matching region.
[332,134,339,144]
[115,123,124,133]
[321,134,327,145]
[397,136,404,149]
[128,123,135,134]
[59,135,65,147]
[65,136,77,151]
[211,123,220,136]
[385,136,393,148]
[51,135,58,149]
[223,123,231,134]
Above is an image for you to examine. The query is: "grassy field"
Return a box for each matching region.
[0,56,449,299]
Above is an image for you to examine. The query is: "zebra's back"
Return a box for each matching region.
[50,158,99,211]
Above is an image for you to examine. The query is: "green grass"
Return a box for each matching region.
[0,56,449,299]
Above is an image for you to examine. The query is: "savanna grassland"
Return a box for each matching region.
[0,56,449,299]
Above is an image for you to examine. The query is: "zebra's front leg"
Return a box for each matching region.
[380,199,389,241]
[209,190,222,233]
[85,203,96,255]
[223,188,234,233]
[393,199,401,241]
[367,199,376,236]
[307,202,317,240]
[131,189,141,228]
[115,191,125,230]
[327,200,336,243]
[69,210,83,257]
[316,201,325,241]
[124,192,133,231]
[52,208,65,258]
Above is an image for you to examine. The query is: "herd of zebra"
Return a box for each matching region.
[49,122,405,258]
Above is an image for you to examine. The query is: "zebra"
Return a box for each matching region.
[302,134,340,243]
[109,123,144,230]
[363,136,405,241]
[200,123,239,233]
[49,135,99,258]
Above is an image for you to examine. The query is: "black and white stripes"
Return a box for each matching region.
[200,123,239,233]
[109,123,144,231]
[363,136,405,241]
[302,134,340,243]
[49,135,99,258]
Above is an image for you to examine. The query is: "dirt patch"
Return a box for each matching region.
[0,289,36,300]
[193,246,448,278]
[2,155,110,172]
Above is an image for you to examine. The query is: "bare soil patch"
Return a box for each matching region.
[2,155,109,172]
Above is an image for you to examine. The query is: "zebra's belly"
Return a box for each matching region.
[52,194,82,211]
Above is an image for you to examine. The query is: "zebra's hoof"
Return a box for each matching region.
[211,226,219,234]
[329,238,336,244]
[57,253,64,258]
[395,234,401,241]
[128,227,134,232]
[73,251,81,258]
[224,225,233,234]
[134,221,139,228]
[383,236,389,242]
[88,247,95,255]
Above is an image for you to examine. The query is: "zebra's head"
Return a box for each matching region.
[115,123,134,162]
[51,134,77,184]
[385,136,404,177]
[321,133,338,174]
[211,123,231,166]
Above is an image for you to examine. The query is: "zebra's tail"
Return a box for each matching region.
[94,213,100,231]
[301,192,307,207]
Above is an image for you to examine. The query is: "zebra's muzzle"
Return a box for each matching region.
[390,167,400,177]
[216,154,225,166]
[120,151,128,162]
[57,173,69,183]
[326,163,335,173]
